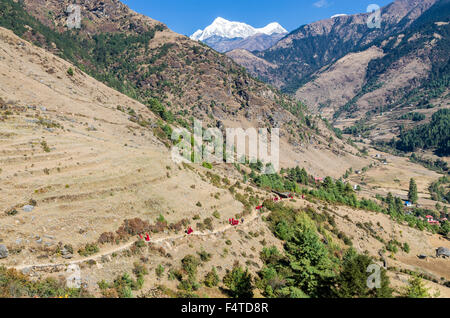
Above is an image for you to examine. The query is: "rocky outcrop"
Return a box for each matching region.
[0,245,8,259]
[436,247,450,258]
[21,0,163,34]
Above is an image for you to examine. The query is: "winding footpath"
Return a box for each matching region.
[9,209,263,272]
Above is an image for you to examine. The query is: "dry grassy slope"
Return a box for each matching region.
[295,47,385,118]
[31,196,449,298]
[365,92,449,142]
[0,26,256,267]
[14,0,371,177]
[0,25,287,295]
[225,49,281,85]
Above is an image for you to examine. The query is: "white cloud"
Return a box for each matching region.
[313,0,332,8]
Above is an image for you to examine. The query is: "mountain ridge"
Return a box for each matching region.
[294,0,450,148]
[227,0,438,93]
[191,17,287,41]
[0,0,366,176]
[225,0,449,155]
[190,17,288,53]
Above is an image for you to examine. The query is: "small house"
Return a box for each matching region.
[404,201,413,207]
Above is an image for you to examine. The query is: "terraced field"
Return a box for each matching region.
[0,27,253,270]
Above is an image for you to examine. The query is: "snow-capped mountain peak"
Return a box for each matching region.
[190,17,287,42]
[331,14,348,19]
[257,22,287,35]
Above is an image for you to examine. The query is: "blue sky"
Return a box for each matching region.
[122,0,393,36]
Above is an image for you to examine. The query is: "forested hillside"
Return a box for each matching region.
[273,0,450,153]
[395,109,449,156]
[363,0,450,116]
[253,0,437,93]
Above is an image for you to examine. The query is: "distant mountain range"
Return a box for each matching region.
[225,0,449,148]
[190,17,288,53]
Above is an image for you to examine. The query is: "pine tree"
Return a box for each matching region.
[223,265,254,298]
[331,249,392,298]
[408,178,419,204]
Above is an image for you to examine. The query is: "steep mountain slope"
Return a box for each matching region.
[0,28,447,299]
[243,0,438,93]
[224,0,448,155]
[295,47,386,118]
[199,33,286,53]
[13,0,162,34]
[191,17,287,53]
[0,26,289,292]
[295,0,450,147]
[0,0,369,176]
[4,0,302,137]
[0,25,244,266]
[225,49,282,85]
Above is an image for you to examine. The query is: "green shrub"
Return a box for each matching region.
[197,249,212,262]
[181,255,200,279]
[402,243,410,254]
[331,250,393,298]
[204,267,219,287]
[156,264,165,278]
[0,266,87,298]
[78,243,99,257]
[202,162,213,169]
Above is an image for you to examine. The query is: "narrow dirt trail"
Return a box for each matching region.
[10,208,263,271]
